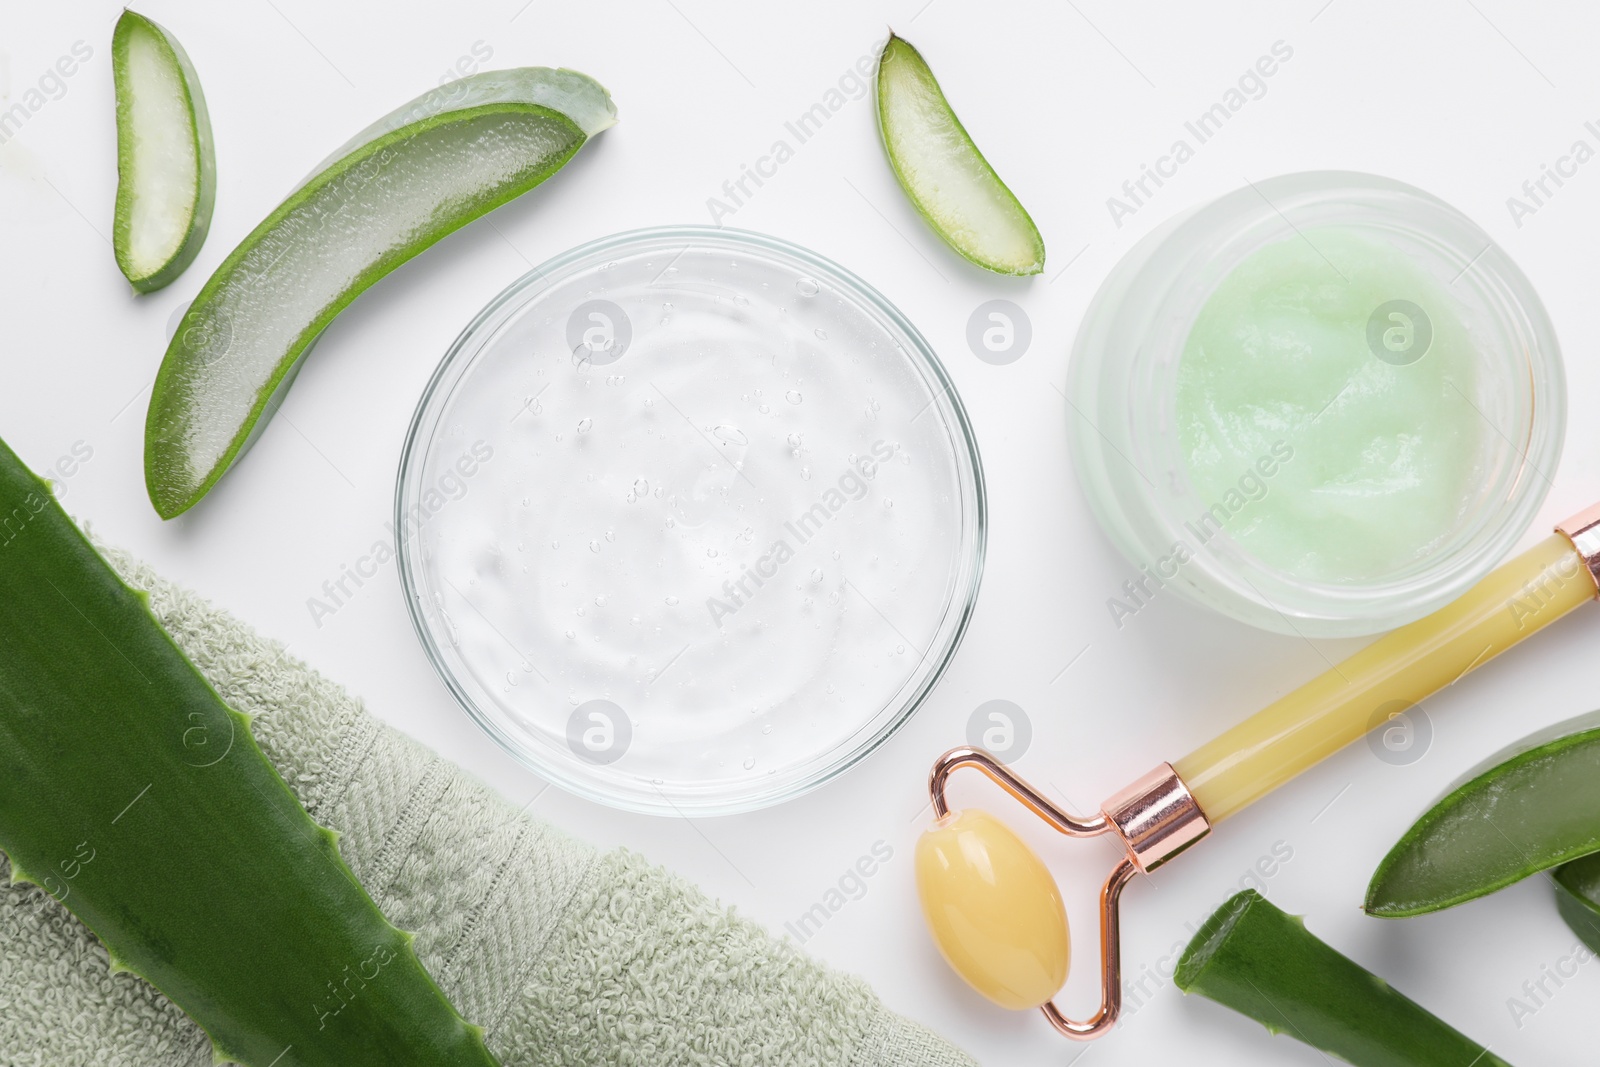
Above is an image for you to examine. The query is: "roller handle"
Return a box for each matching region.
[1176,507,1600,823]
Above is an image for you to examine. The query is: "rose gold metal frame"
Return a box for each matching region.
[1557,502,1600,596]
[927,747,1211,1041]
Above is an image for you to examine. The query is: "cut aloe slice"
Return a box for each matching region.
[144,68,616,519]
[875,33,1044,275]
[112,10,215,293]
[1177,890,1512,1067]
[0,435,498,1066]
[1554,853,1600,954]
[1366,711,1600,918]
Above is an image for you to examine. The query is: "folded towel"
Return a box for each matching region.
[0,549,975,1067]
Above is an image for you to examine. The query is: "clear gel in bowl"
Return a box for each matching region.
[396,227,985,814]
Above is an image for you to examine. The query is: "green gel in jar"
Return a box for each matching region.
[1175,229,1482,583]
[1068,173,1564,636]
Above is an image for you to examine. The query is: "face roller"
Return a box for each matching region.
[915,505,1600,1040]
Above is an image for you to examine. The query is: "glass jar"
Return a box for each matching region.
[1069,172,1565,637]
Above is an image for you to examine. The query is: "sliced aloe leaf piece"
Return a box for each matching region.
[1366,711,1600,918]
[875,33,1044,275]
[112,10,215,293]
[144,68,616,519]
[0,435,499,1067]
[1555,853,1600,955]
[1177,890,1513,1067]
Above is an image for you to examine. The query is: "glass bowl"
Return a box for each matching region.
[396,226,985,815]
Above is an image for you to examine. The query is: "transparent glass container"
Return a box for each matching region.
[1069,172,1565,637]
[397,227,985,814]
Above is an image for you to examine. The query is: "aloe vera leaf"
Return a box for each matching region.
[143,68,616,519]
[1176,890,1513,1067]
[1365,711,1600,918]
[0,437,498,1067]
[874,33,1044,275]
[1554,853,1600,955]
[112,10,216,293]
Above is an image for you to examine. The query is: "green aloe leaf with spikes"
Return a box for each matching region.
[0,434,499,1067]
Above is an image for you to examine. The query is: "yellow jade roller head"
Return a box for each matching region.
[915,810,1070,1011]
[917,505,1600,1041]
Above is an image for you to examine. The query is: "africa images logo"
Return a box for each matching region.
[703,440,896,627]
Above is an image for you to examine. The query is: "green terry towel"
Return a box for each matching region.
[0,548,975,1067]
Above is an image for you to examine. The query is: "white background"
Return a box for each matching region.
[4,1,1600,1064]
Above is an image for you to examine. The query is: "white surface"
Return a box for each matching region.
[3,1,1599,1064]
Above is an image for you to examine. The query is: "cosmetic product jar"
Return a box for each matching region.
[1069,172,1564,637]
